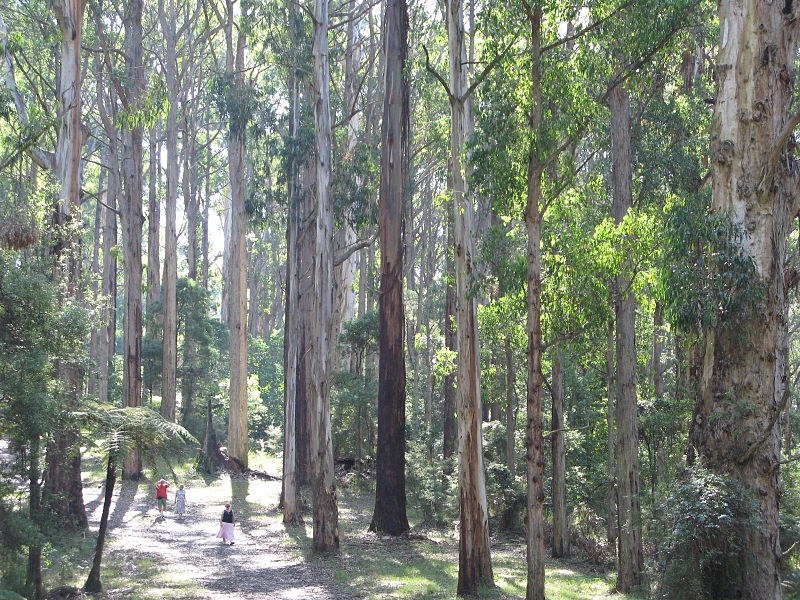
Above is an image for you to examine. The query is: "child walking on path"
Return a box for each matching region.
[155,479,170,515]
[174,484,186,518]
[217,503,235,545]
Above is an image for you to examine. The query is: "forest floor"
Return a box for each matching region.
[60,456,635,600]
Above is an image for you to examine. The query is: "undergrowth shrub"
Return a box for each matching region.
[406,437,455,526]
[653,465,760,600]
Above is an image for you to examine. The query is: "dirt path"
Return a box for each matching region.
[84,474,361,600]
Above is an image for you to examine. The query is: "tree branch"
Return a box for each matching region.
[462,32,519,102]
[422,44,454,103]
[334,231,377,266]
[541,0,636,54]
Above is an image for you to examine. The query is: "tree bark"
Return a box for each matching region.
[688,0,799,596]
[310,0,339,552]
[121,0,145,480]
[44,0,88,526]
[505,336,516,477]
[370,0,410,536]
[608,82,644,593]
[159,0,179,423]
[446,0,493,593]
[225,0,249,467]
[551,348,569,558]
[146,127,161,346]
[524,7,545,599]
[282,17,303,522]
[83,455,116,593]
[606,316,617,545]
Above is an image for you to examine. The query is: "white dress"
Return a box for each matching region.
[175,489,186,514]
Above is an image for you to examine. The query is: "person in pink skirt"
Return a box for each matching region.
[217,503,235,545]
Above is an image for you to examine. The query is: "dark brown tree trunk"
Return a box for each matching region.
[26,437,43,600]
[370,0,410,536]
[83,455,117,593]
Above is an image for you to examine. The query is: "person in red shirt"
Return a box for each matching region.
[155,478,170,514]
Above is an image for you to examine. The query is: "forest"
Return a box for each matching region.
[0,0,798,597]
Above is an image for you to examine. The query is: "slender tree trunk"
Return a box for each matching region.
[146,127,161,342]
[442,275,457,462]
[26,437,43,600]
[608,82,644,593]
[653,302,665,484]
[446,0,493,593]
[505,336,516,477]
[121,0,145,479]
[160,0,179,423]
[606,316,617,545]
[524,7,545,599]
[83,455,117,593]
[370,0,410,536]
[688,0,799,596]
[282,24,303,522]
[181,126,199,424]
[551,348,569,558]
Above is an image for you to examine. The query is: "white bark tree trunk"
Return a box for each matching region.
[689,1,799,596]
[225,0,249,467]
[446,0,493,594]
[159,0,179,423]
[310,0,339,552]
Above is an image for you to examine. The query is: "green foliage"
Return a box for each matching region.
[653,465,761,600]
[405,437,456,526]
[212,72,258,137]
[248,332,284,449]
[661,195,763,336]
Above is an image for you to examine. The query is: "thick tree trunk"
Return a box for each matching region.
[310,0,339,552]
[44,0,88,527]
[608,82,644,593]
[446,0,493,593]
[551,349,569,558]
[370,0,410,536]
[226,0,249,467]
[121,0,145,480]
[688,1,799,597]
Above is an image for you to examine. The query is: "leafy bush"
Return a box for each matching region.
[406,437,456,526]
[653,465,760,600]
